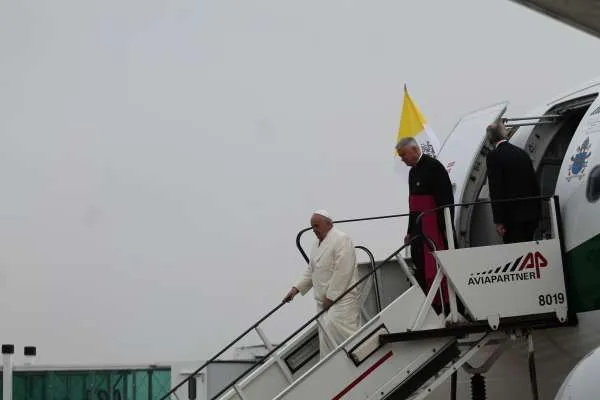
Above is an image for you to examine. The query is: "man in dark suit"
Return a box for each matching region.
[396,137,455,313]
[485,120,542,243]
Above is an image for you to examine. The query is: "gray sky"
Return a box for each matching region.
[1,0,600,365]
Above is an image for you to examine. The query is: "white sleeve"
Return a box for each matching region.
[294,265,313,295]
[325,236,356,301]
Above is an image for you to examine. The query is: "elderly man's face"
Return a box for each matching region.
[396,145,421,167]
[310,214,332,242]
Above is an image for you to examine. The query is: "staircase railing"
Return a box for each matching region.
[295,212,409,262]
[355,245,382,313]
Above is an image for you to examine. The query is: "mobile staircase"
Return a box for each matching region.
[161,195,574,400]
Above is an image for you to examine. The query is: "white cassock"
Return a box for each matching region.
[295,227,361,358]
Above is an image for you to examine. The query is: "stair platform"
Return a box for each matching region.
[380,312,569,344]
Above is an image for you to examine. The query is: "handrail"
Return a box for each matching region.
[160,237,418,400]
[295,212,411,263]
[413,194,556,229]
[160,301,287,399]
[406,195,558,258]
[355,245,381,313]
[412,194,556,249]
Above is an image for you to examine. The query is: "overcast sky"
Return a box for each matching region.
[1,0,600,366]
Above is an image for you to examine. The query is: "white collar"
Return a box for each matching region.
[495,139,507,149]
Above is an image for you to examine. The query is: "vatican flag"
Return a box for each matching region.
[394,85,441,175]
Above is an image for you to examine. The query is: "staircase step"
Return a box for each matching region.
[384,340,459,400]
[380,322,489,344]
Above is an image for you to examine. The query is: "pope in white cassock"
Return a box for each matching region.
[283,210,361,358]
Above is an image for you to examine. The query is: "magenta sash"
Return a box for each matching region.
[409,194,449,305]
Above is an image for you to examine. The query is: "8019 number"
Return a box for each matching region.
[538,293,565,306]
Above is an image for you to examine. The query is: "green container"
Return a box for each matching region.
[0,367,171,400]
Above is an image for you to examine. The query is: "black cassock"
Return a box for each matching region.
[407,154,455,309]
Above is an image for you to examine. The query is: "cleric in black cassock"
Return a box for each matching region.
[396,137,456,314]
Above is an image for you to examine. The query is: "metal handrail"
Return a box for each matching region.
[355,245,381,313]
[159,301,287,399]
[160,237,418,400]
[413,194,555,229]
[411,194,557,250]
[295,212,411,262]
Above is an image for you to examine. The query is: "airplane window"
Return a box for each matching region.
[587,166,600,202]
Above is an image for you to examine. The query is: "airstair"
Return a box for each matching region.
[161,195,574,400]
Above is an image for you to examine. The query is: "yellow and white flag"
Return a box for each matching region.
[394,85,441,175]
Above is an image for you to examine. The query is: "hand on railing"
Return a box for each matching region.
[283,287,299,303]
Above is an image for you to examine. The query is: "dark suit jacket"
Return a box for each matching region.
[407,154,455,240]
[486,141,541,225]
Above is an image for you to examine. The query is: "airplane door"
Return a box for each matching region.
[437,102,508,248]
[555,98,600,251]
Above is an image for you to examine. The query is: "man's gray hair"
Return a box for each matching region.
[395,137,419,150]
[487,119,508,144]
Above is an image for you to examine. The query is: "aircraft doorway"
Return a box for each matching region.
[527,95,597,238]
[537,106,591,196]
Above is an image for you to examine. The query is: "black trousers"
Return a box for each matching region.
[410,238,427,293]
[503,221,538,244]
